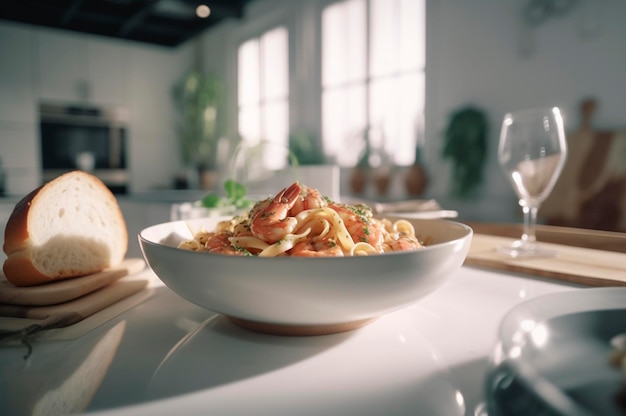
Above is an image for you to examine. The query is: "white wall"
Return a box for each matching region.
[424,0,626,219]
[0,22,39,194]
[198,0,626,221]
[0,21,195,195]
[0,0,625,222]
[125,41,196,191]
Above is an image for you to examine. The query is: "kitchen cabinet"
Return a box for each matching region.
[0,20,195,195]
[125,43,195,192]
[37,30,89,103]
[0,23,39,196]
[86,38,131,106]
[0,23,36,123]
[36,30,129,106]
[0,122,41,195]
[0,199,20,264]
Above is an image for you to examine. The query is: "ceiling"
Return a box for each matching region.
[0,0,253,47]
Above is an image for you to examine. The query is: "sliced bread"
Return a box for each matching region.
[3,171,128,286]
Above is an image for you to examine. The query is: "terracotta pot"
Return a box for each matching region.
[374,172,391,196]
[405,164,428,196]
[350,167,368,195]
[198,168,217,190]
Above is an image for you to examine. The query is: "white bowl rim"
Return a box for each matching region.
[138,217,473,261]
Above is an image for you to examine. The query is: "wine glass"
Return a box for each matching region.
[497,107,568,257]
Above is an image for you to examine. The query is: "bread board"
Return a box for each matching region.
[0,278,151,343]
[0,258,145,306]
[465,234,626,287]
[540,98,626,232]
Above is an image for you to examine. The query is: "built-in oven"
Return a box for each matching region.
[39,102,129,194]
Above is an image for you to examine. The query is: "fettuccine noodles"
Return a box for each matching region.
[179,182,424,257]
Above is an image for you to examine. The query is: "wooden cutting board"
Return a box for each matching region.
[0,279,149,320]
[0,258,145,306]
[0,258,151,344]
[0,278,151,343]
[540,98,626,232]
[465,234,626,287]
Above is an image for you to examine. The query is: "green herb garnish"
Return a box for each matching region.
[200,179,252,210]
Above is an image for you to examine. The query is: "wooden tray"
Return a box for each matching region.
[465,234,626,287]
[0,259,151,343]
[0,279,151,343]
[0,258,145,306]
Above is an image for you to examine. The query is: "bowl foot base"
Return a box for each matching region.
[225,316,378,336]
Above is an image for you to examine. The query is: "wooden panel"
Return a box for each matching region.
[0,280,151,342]
[465,234,626,287]
[540,98,626,232]
[0,258,145,306]
[465,222,626,253]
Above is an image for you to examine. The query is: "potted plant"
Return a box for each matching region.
[442,106,488,198]
[405,145,428,196]
[172,70,224,189]
[288,130,326,166]
[349,127,373,196]
[404,116,428,196]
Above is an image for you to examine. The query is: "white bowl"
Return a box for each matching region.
[485,288,626,416]
[138,217,472,335]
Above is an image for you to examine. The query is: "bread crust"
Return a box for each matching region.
[2,253,59,286]
[3,186,40,256]
[2,171,128,287]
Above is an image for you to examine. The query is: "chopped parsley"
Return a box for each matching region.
[234,246,252,256]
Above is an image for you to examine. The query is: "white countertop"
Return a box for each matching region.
[0,265,581,416]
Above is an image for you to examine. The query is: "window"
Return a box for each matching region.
[322,0,425,167]
[237,26,289,170]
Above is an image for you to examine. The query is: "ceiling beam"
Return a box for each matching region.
[119,0,160,37]
[60,0,84,26]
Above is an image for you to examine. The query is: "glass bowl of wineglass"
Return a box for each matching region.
[498,106,568,257]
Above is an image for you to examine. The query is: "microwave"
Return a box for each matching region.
[39,102,129,193]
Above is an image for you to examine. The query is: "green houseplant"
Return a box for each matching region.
[172,70,224,188]
[288,130,326,166]
[442,106,488,198]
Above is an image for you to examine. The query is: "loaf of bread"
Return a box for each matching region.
[2,171,128,286]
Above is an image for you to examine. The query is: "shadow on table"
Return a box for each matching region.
[145,311,358,401]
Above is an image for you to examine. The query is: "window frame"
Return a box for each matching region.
[234,9,293,171]
[320,0,426,168]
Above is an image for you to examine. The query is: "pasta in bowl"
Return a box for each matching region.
[179,182,424,257]
[139,183,473,335]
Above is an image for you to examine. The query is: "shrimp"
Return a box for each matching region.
[383,218,423,252]
[249,182,301,244]
[328,203,384,251]
[205,231,250,256]
[290,185,328,216]
[290,237,343,257]
[387,235,423,252]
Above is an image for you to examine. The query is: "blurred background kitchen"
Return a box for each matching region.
[1,0,625,254]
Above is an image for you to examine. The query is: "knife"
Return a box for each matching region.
[0,279,148,357]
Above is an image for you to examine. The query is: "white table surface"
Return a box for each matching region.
[0,265,582,416]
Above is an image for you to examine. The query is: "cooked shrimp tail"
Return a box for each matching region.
[250,182,301,244]
[290,185,329,215]
[205,232,250,256]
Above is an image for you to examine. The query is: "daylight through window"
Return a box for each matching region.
[237,26,289,171]
[322,0,425,168]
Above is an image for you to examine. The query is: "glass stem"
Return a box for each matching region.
[521,204,538,247]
